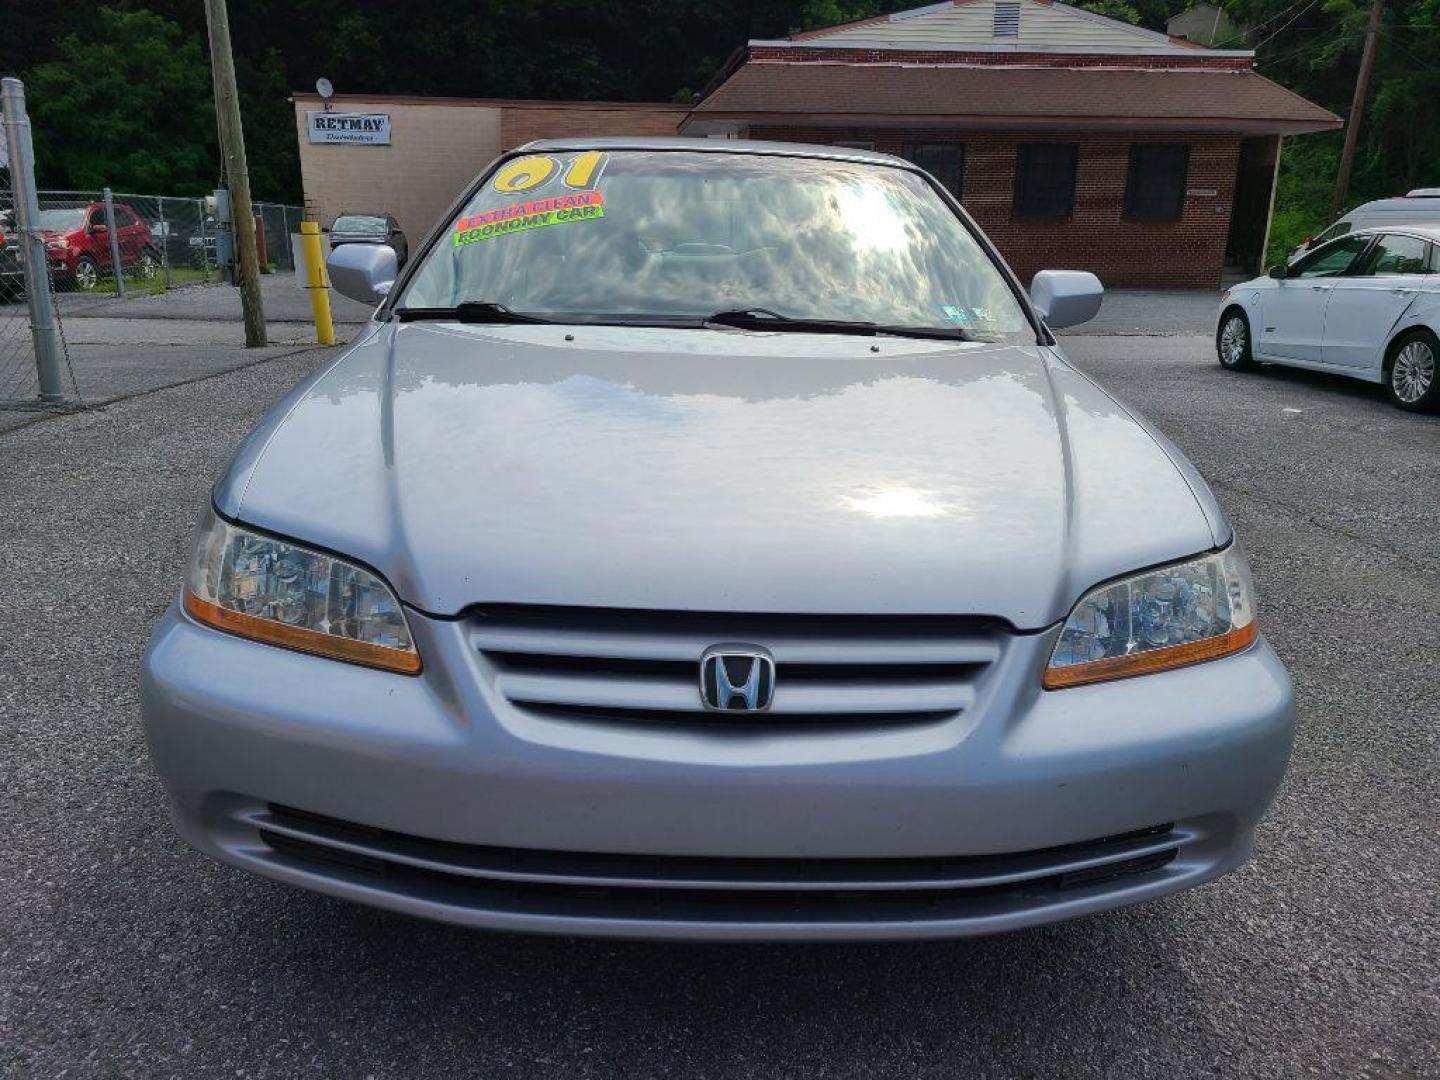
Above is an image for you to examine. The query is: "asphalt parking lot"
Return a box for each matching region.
[1,293,1437,1078]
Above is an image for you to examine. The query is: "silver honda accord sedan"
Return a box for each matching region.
[142,139,1294,941]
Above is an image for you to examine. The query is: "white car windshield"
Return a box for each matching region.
[400,150,1032,339]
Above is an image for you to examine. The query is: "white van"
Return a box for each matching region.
[1289,189,1440,263]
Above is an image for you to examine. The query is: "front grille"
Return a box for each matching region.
[469,606,1003,728]
[254,805,1181,925]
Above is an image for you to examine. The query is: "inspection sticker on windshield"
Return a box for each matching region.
[453,190,605,248]
[937,304,993,324]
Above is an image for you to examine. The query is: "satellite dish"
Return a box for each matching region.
[316,77,334,100]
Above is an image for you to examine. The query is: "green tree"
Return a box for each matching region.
[1224,0,1440,259]
[25,7,218,194]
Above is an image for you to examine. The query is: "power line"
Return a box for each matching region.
[1377,28,1440,75]
[1208,0,1316,50]
[1251,0,1324,52]
[1254,29,1364,68]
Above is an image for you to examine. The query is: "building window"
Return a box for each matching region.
[902,142,963,199]
[1013,143,1078,221]
[1124,144,1190,221]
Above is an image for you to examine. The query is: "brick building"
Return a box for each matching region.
[680,0,1340,287]
[292,0,1337,288]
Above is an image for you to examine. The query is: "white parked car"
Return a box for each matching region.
[1217,226,1440,412]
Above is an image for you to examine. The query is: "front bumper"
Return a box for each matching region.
[142,599,1294,941]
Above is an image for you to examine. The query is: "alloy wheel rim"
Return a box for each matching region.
[1392,341,1435,403]
[1221,317,1246,364]
[76,261,97,289]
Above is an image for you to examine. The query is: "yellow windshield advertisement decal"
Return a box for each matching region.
[454,151,609,247]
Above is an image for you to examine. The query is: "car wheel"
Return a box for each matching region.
[1386,329,1439,412]
[74,256,100,291]
[138,248,161,280]
[1217,308,1254,371]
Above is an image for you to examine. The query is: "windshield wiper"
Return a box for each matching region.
[396,301,551,324]
[870,323,979,342]
[705,308,878,336]
[704,308,976,341]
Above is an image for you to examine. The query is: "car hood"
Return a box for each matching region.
[216,322,1224,629]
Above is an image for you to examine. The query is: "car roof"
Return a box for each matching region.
[1345,194,1440,216]
[1349,223,1440,242]
[516,136,911,169]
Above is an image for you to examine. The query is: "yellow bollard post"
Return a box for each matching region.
[300,220,335,346]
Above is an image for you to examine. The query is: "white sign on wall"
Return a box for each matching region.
[307,111,391,146]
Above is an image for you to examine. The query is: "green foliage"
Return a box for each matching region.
[1075,0,1143,25]
[1233,0,1440,253]
[1266,134,1342,265]
[25,8,218,194]
[796,0,885,30]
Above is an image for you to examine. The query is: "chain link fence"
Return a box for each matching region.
[2,184,302,411]
[35,189,303,303]
[2,77,309,413]
[0,166,78,408]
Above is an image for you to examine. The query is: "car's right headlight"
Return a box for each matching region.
[182,508,420,675]
[1044,547,1257,689]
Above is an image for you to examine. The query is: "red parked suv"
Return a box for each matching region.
[40,203,161,290]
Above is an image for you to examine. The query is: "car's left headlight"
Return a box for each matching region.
[182,508,420,675]
[1044,547,1257,689]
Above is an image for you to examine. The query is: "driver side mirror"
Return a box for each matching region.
[327,242,397,305]
[1029,269,1104,330]
[88,223,107,235]
[1268,264,1288,280]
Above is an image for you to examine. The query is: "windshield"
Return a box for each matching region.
[333,214,387,235]
[400,150,1031,339]
[38,209,86,232]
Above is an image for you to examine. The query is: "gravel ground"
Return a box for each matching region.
[1,333,1436,1079]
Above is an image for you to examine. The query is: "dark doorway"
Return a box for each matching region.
[1226,135,1280,279]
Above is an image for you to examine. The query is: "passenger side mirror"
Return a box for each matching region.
[1029,270,1103,330]
[327,242,397,305]
[1268,265,1288,280]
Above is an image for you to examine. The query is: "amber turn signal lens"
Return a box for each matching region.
[1042,620,1256,690]
[184,590,422,675]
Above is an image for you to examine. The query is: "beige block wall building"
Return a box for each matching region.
[292,93,689,247]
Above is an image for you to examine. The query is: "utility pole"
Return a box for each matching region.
[1332,0,1385,216]
[202,0,267,346]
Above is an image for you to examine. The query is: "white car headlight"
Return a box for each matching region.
[183,508,420,674]
[1044,547,1257,689]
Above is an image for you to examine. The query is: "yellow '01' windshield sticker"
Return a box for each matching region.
[454,151,608,247]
